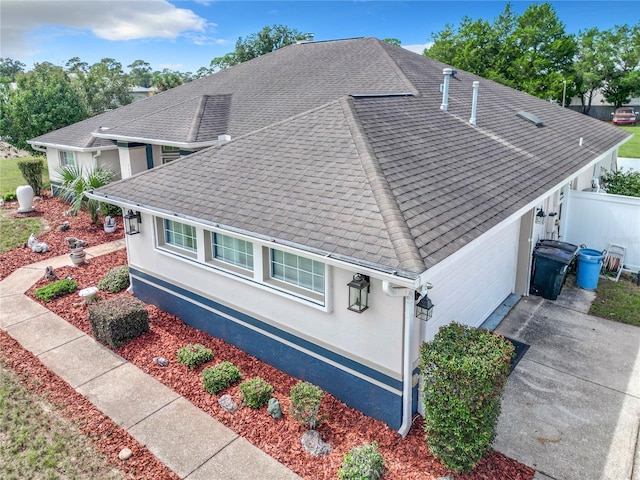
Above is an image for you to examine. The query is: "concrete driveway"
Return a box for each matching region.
[493,283,640,480]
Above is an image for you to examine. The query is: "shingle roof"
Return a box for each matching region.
[31,38,415,148]
[85,38,630,276]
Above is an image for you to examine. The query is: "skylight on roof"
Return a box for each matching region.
[516,111,543,126]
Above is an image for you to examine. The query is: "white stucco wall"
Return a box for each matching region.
[45,147,120,185]
[420,218,520,342]
[125,213,406,378]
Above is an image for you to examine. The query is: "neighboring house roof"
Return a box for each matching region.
[90,38,630,277]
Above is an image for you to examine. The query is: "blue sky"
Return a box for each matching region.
[2,1,638,73]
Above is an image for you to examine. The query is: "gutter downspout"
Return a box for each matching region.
[92,150,102,169]
[382,281,414,437]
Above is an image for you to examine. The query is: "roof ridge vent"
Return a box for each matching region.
[516,111,544,127]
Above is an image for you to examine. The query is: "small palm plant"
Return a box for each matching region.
[56,165,114,224]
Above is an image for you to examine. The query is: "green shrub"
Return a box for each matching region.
[201,361,242,394]
[177,343,214,370]
[338,442,385,480]
[239,377,273,408]
[17,159,44,196]
[88,296,149,348]
[34,279,78,302]
[3,192,17,202]
[419,323,514,473]
[600,169,640,197]
[100,202,122,217]
[98,265,130,293]
[289,381,327,429]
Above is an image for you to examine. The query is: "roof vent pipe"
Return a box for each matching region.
[469,81,479,126]
[440,68,454,112]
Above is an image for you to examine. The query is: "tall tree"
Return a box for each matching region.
[0,58,26,83]
[508,3,575,101]
[573,28,604,113]
[0,63,88,150]
[424,2,575,102]
[152,69,184,91]
[599,24,640,108]
[208,24,304,72]
[83,58,132,114]
[127,60,153,88]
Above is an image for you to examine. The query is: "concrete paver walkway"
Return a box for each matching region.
[0,240,301,480]
[493,285,640,480]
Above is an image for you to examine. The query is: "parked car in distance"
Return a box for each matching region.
[612,107,638,126]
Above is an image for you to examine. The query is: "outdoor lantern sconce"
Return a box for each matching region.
[124,209,141,235]
[415,294,434,321]
[347,273,370,313]
[535,209,546,225]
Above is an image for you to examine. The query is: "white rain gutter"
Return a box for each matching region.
[30,144,47,153]
[382,280,415,437]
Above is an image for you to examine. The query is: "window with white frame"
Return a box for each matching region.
[271,249,325,294]
[59,151,75,167]
[212,232,253,270]
[163,219,197,252]
[162,145,180,164]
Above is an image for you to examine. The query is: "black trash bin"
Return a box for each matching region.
[530,243,578,300]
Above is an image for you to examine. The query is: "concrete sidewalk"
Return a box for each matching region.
[493,284,640,480]
[0,240,301,480]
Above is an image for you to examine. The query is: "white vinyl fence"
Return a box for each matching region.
[563,189,640,272]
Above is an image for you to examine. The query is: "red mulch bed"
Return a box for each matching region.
[0,192,125,281]
[3,195,535,480]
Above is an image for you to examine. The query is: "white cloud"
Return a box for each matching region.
[1,0,210,57]
[403,42,433,55]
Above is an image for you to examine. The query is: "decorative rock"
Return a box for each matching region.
[153,357,169,367]
[79,286,99,303]
[301,430,333,456]
[44,266,57,282]
[118,448,133,461]
[58,221,70,232]
[267,397,282,419]
[218,394,238,413]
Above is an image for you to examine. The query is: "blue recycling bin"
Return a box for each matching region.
[576,248,604,290]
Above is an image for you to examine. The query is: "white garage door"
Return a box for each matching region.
[422,219,520,342]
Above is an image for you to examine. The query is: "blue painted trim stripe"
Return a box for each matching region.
[116,141,146,148]
[145,144,153,170]
[130,267,403,392]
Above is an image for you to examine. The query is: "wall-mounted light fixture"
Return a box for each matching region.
[416,295,434,321]
[123,209,141,235]
[535,209,546,225]
[347,273,370,313]
[415,283,434,321]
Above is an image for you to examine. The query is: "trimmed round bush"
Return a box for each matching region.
[201,361,242,395]
[177,343,214,370]
[239,377,273,408]
[420,322,514,473]
[338,441,385,480]
[98,265,130,293]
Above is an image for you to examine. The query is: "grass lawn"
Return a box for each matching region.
[0,156,49,198]
[0,359,125,480]
[590,274,640,326]
[619,126,640,158]
[0,218,44,253]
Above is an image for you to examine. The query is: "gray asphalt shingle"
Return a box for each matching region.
[78,38,630,276]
